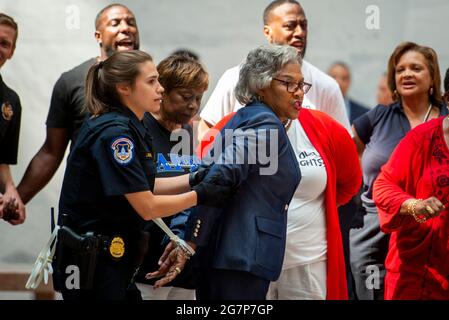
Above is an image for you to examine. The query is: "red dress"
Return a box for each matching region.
[373,116,449,300]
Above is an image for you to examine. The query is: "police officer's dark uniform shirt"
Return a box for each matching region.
[0,74,22,164]
[135,113,198,288]
[46,58,96,145]
[59,108,156,234]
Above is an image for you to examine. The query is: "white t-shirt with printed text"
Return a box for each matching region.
[283,119,328,269]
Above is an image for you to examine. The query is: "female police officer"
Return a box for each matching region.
[54,50,229,300]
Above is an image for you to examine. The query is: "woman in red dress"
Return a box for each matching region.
[373,46,449,299]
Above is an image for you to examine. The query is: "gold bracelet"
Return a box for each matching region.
[407,198,427,223]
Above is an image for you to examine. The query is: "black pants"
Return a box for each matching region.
[338,188,364,300]
[196,267,270,300]
[349,210,389,300]
[59,256,142,301]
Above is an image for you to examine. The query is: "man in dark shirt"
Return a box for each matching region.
[17,3,140,204]
[0,13,25,224]
[328,61,369,124]
[328,61,370,299]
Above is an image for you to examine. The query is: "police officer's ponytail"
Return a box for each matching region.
[85,50,153,116]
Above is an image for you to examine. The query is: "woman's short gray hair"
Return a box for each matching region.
[235,44,302,105]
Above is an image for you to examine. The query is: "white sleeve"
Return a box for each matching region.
[200,67,240,126]
[320,82,352,135]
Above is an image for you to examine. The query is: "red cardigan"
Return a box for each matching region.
[198,108,361,300]
[299,108,361,299]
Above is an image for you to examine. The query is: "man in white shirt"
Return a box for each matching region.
[198,0,350,140]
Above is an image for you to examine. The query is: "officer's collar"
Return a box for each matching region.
[113,103,147,137]
[0,74,4,101]
[126,108,147,137]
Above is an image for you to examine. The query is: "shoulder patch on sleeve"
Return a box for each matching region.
[111,136,134,165]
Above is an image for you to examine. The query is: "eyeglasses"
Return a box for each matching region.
[272,78,312,94]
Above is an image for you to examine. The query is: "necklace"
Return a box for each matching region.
[400,103,434,136]
[423,103,433,123]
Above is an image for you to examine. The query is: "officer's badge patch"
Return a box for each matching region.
[1,102,13,121]
[111,137,134,165]
[109,236,125,259]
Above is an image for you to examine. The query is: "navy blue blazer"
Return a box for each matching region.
[185,101,301,281]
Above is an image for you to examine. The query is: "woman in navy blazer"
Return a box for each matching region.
[149,44,309,300]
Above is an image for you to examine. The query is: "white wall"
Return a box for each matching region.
[1,0,448,263]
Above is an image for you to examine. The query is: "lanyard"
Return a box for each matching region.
[26,226,60,290]
[25,217,195,290]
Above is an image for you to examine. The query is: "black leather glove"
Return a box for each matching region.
[189,166,210,188]
[192,172,236,206]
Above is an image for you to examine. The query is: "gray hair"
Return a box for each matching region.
[235,44,302,105]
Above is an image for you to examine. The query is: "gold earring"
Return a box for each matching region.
[393,89,399,100]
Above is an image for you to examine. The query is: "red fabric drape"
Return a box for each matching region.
[299,108,361,299]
